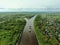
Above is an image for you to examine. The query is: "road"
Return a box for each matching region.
[19,16,39,45]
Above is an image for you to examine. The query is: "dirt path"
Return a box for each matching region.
[19,16,39,45]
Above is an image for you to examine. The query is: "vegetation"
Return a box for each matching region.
[0,14,26,45]
[34,15,60,45]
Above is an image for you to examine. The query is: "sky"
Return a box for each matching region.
[0,0,60,12]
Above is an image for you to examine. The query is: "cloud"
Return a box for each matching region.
[0,0,60,8]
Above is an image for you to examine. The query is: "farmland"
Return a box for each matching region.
[34,14,60,45]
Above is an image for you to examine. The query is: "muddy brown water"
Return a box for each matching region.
[19,16,39,45]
